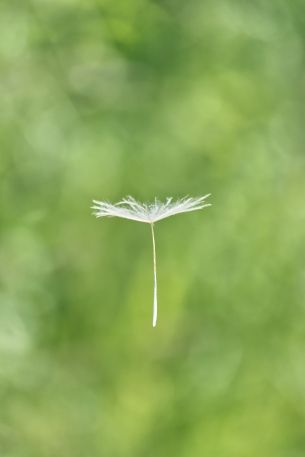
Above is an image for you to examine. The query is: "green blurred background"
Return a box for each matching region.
[1,0,305,456]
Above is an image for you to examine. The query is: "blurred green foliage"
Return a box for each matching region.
[1,0,305,455]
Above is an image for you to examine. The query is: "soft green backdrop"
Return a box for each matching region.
[1,1,305,456]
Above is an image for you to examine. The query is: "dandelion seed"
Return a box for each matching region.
[92,195,211,327]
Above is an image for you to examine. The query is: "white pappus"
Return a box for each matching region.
[92,195,211,327]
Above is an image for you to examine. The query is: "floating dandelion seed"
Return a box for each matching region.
[92,195,211,327]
